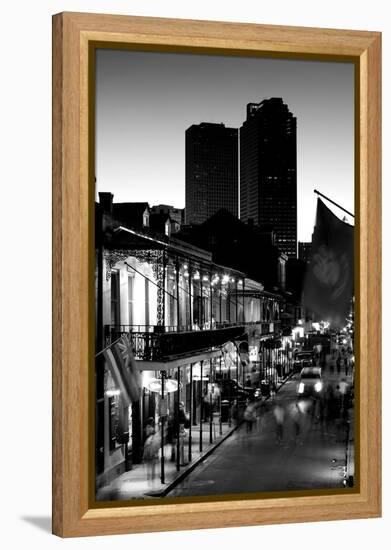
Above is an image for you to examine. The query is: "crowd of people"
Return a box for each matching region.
[141,402,191,490]
[238,344,354,446]
[140,343,354,489]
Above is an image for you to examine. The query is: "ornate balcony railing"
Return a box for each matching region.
[104,321,280,361]
[106,320,279,334]
[104,324,248,361]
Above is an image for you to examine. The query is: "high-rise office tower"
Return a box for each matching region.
[240,98,297,258]
[185,122,238,225]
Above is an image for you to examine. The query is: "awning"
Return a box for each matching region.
[135,348,223,372]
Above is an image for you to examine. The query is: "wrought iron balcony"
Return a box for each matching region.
[104,323,247,361]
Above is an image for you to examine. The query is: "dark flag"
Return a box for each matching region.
[303,198,354,328]
[103,334,141,407]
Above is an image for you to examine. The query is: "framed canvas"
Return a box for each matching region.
[52,12,381,537]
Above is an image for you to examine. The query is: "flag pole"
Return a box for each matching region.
[314,189,355,218]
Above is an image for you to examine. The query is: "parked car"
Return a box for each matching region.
[293,351,314,372]
[297,366,323,398]
[219,378,256,403]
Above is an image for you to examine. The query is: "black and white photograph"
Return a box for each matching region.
[94,49,355,502]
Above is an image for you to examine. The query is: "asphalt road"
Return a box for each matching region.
[169,357,353,497]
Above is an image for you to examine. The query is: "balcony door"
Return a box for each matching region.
[145,279,150,327]
[128,275,134,327]
[194,295,206,327]
[110,270,120,326]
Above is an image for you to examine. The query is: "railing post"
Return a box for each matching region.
[199,360,203,453]
[176,257,180,329]
[200,271,203,328]
[242,279,245,323]
[259,342,263,386]
[160,370,165,485]
[176,366,180,472]
[209,359,214,444]
[242,344,245,388]
[219,356,223,435]
[235,280,238,324]
[219,285,222,324]
[227,280,231,323]
[188,363,193,462]
[209,389,213,444]
[188,261,192,330]
[156,250,166,328]
[210,271,213,329]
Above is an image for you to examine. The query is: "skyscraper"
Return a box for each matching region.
[240,98,297,258]
[185,122,238,225]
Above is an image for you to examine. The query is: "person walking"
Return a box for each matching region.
[336,356,341,374]
[230,399,239,426]
[291,401,302,443]
[142,418,160,491]
[344,356,349,376]
[178,423,188,466]
[339,378,349,420]
[334,384,343,419]
[244,399,256,434]
[171,401,189,462]
[273,402,285,445]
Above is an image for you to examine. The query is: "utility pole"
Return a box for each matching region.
[314,189,355,219]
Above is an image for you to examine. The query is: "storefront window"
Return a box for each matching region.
[108,394,120,451]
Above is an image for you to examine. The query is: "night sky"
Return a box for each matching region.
[96,49,354,242]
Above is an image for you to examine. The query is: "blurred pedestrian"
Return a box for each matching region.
[273,402,285,444]
[178,424,187,466]
[230,399,239,426]
[339,378,349,419]
[244,399,256,433]
[344,357,349,376]
[167,414,175,461]
[270,381,277,399]
[310,396,320,422]
[291,401,302,442]
[329,359,334,374]
[143,419,160,490]
[144,417,155,439]
[336,356,341,374]
[335,384,342,418]
[255,399,263,433]
[171,402,189,462]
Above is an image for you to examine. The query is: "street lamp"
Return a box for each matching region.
[160,371,165,484]
[144,373,179,485]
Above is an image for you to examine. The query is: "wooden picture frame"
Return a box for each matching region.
[52,12,381,537]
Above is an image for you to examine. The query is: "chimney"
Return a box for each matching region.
[99,192,113,216]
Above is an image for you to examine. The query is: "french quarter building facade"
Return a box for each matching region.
[95,194,292,490]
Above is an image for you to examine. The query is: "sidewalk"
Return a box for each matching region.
[96,417,238,501]
[323,352,355,487]
[344,407,355,486]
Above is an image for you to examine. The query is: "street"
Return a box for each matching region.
[169,353,354,497]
